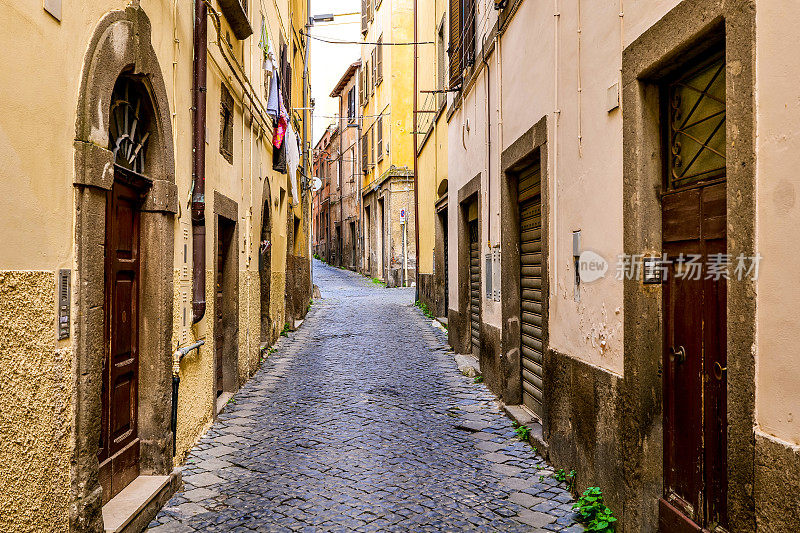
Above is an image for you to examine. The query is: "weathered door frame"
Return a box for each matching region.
[500,116,549,408]
[72,6,178,530]
[621,3,756,529]
[213,192,239,414]
[455,173,481,356]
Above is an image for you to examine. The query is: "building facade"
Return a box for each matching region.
[312,125,337,263]
[331,61,364,272]
[414,0,449,318]
[360,0,417,287]
[0,0,311,530]
[442,0,800,531]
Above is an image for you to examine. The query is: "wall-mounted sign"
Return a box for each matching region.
[399,209,406,223]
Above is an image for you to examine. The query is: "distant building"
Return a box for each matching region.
[360,0,416,287]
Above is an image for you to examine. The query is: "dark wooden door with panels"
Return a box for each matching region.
[660,53,728,533]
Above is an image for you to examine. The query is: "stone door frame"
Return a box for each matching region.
[71,6,177,531]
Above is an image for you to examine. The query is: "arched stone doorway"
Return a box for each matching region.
[72,6,177,530]
[260,180,273,345]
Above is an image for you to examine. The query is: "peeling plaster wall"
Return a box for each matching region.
[0,272,71,533]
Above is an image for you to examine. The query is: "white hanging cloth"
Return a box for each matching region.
[286,124,300,204]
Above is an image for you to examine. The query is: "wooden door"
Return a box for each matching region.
[469,219,480,358]
[661,183,727,531]
[518,162,544,417]
[660,54,728,532]
[99,179,142,504]
[216,219,230,398]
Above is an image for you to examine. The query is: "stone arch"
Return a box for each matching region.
[259,178,274,345]
[71,6,177,531]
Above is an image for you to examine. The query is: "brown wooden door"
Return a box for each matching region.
[661,182,727,531]
[216,220,227,398]
[99,179,141,504]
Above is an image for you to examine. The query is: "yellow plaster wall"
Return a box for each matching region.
[414,0,448,275]
[0,272,71,533]
[0,1,304,518]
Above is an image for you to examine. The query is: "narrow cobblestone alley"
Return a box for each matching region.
[148,260,582,532]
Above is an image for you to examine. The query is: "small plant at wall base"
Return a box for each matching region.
[473,375,483,383]
[514,424,530,441]
[415,300,435,319]
[572,487,617,532]
[553,468,577,493]
[281,323,290,336]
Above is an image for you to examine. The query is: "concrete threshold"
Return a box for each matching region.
[216,391,234,414]
[454,353,480,377]
[502,403,549,456]
[102,470,181,533]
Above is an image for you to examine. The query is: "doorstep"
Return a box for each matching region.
[102,470,181,533]
[454,353,480,378]
[503,403,549,456]
[216,391,234,414]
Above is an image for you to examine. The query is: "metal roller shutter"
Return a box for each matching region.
[519,162,543,416]
[469,220,480,357]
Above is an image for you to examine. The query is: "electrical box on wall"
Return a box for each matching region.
[485,253,492,299]
[492,248,501,301]
[58,269,70,339]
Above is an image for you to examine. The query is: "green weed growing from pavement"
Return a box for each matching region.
[553,468,577,493]
[573,487,617,532]
[281,323,290,336]
[473,375,484,383]
[514,424,531,441]
[415,300,435,319]
[370,277,386,287]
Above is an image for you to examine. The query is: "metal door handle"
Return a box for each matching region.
[713,361,727,380]
[670,346,686,365]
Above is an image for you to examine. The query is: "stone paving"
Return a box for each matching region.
[148,260,583,532]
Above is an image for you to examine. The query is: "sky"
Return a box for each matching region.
[308,0,362,145]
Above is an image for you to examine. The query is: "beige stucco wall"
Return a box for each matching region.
[754,0,800,446]
[0,272,72,532]
[447,0,689,374]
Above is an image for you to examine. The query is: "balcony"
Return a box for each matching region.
[218,0,253,40]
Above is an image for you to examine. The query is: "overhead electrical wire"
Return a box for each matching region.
[300,31,433,46]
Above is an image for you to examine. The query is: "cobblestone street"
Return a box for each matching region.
[148,260,582,532]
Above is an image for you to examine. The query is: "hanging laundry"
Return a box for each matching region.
[285,123,300,204]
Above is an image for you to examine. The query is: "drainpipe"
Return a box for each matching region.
[171,340,204,453]
[412,0,420,299]
[191,0,208,324]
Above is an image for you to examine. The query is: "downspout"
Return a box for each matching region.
[483,35,491,249]
[339,113,344,267]
[412,0,420,299]
[191,0,208,324]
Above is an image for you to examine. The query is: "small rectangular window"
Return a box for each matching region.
[220,84,234,164]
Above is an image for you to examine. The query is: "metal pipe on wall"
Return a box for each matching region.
[191,0,208,324]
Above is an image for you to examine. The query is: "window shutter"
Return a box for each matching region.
[370,127,375,167]
[377,115,383,162]
[362,134,368,171]
[371,49,377,93]
[448,0,462,89]
[361,0,368,34]
[463,0,476,68]
[377,38,383,84]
